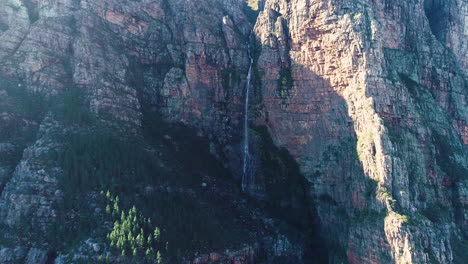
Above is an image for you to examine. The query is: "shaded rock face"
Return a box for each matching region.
[0,0,466,264]
[192,246,254,264]
[0,0,314,263]
[0,0,260,262]
[0,0,251,226]
[253,0,467,263]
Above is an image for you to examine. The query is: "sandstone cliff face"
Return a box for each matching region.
[0,0,466,263]
[0,0,257,262]
[0,0,311,263]
[253,0,467,263]
[0,0,251,225]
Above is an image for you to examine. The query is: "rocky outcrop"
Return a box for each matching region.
[192,246,255,264]
[0,0,466,263]
[0,116,62,228]
[0,0,254,262]
[253,0,467,263]
[0,0,252,227]
[0,0,309,263]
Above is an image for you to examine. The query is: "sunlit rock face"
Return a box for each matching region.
[0,0,466,263]
[254,0,467,263]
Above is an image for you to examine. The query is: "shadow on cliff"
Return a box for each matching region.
[247,33,391,262]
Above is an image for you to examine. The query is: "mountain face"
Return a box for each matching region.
[0,0,466,263]
[254,0,467,263]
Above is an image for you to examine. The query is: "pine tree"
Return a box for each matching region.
[156,251,162,264]
[154,227,161,242]
[136,229,144,247]
[147,235,153,246]
[114,197,120,214]
[145,248,155,257]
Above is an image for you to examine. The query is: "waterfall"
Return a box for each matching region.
[242,44,254,192]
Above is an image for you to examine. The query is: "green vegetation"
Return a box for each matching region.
[52,128,161,194]
[140,192,248,260]
[52,86,94,126]
[246,0,259,11]
[0,60,322,262]
[243,0,261,24]
[45,109,250,261]
[46,165,250,262]
[356,208,388,223]
[0,77,48,120]
[36,187,106,253]
[377,187,392,200]
[393,212,410,225]
[141,114,233,187]
[103,191,165,261]
[0,78,47,165]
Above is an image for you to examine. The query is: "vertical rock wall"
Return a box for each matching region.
[0,0,253,233]
[0,0,466,263]
[253,0,467,263]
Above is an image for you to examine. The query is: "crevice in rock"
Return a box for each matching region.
[423,0,449,43]
[45,250,58,264]
[20,0,39,24]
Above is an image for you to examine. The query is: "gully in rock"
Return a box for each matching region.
[242,43,254,193]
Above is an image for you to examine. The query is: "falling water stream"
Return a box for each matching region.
[242,44,254,192]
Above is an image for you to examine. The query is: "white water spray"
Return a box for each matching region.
[242,44,254,192]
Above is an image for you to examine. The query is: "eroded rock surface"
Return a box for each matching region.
[253,0,467,263]
[0,0,466,263]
